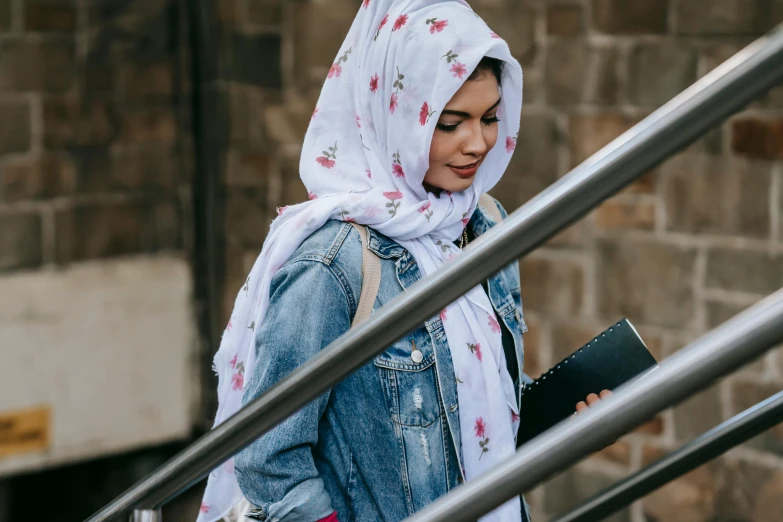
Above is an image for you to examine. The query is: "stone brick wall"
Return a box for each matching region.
[0,0,192,272]
[0,1,196,520]
[218,1,783,521]
[211,0,285,325]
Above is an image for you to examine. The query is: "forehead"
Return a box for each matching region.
[443,74,501,113]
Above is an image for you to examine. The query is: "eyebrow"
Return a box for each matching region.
[441,97,502,118]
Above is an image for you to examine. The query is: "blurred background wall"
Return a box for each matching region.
[0,0,201,520]
[0,1,782,521]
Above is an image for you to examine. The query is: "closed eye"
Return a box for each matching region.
[437,122,460,133]
[436,116,500,134]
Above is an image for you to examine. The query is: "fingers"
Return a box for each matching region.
[576,390,614,415]
[576,390,613,415]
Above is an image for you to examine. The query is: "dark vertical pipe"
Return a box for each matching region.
[184,0,223,425]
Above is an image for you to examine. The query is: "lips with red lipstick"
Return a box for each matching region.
[448,160,480,178]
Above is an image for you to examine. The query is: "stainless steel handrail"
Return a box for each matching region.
[553,389,783,522]
[404,288,783,522]
[86,23,783,522]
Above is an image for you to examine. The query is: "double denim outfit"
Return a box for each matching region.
[235,200,532,522]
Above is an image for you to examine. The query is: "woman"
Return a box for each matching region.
[198,2,604,521]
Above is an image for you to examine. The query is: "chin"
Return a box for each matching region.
[439,176,476,193]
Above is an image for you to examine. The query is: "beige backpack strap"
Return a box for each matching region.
[350,223,381,327]
[479,193,503,224]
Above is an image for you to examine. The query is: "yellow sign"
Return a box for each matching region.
[0,406,50,457]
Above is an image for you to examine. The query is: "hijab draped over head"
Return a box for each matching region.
[198,1,524,520]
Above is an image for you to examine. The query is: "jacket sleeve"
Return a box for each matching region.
[235,258,353,522]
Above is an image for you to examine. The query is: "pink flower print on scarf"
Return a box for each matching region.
[419,102,435,126]
[356,115,362,128]
[338,207,356,223]
[490,31,501,39]
[475,417,490,460]
[511,410,520,423]
[362,0,370,7]
[328,63,342,79]
[200,503,210,514]
[369,73,379,93]
[229,353,237,369]
[439,308,448,321]
[392,150,405,177]
[506,133,518,153]
[328,47,352,80]
[461,211,470,227]
[308,191,318,200]
[311,107,319,119]
[392,13,408,32]
[426,17,449,34]
[276,206,287,216]
[231,361,245,391]
[467,342,483,362]
[374,13,389,40]
[390,67,405,114]
[383,191,403,217]
[316,142,338,169]
[366,169,372,178]
[442,50,467,79]
[451,62,467,79]
[474,416,486,438]
[488,314,501,334]
[419,201,433,222]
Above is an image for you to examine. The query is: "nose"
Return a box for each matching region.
[460,120,489,158]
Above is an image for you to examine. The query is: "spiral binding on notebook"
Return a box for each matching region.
[521,321,632,394]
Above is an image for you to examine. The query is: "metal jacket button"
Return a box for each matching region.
[411,340,423,363]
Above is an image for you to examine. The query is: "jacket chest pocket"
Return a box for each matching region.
[374,333,449,514]
[374,335,442,427]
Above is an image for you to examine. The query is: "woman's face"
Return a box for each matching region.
[424,72,501,194]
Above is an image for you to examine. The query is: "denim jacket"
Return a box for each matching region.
[235,198,531,522]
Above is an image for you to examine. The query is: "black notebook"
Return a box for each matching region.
[516,319,658,447]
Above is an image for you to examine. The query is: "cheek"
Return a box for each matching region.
[484,125,499,151]
[429,133,450,166]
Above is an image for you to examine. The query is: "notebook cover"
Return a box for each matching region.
[517,319,657,447]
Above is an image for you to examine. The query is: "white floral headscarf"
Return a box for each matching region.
[198,1,523,521]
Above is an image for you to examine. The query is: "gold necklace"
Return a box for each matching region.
[458,229,469,249]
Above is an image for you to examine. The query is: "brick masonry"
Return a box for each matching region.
[0,1,195,519]
[213,1,783,521]
[0,0,192,271]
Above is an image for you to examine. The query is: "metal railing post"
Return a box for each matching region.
[402,288,783,522]
[130,510,161,522]
[553,390,783,522]
[84,23,783,522]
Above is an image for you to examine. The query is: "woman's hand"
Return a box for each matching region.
[574,390,615,449]
[575,389,612,414]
